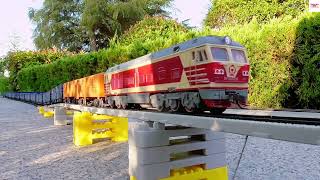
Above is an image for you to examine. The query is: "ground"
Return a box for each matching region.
[0,97,319,180]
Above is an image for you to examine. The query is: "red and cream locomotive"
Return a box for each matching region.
[104,36,249,113]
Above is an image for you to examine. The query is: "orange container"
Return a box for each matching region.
[63,73,105,100]
[85,73,105,98]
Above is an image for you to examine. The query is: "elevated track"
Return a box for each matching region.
[52,103,320,145]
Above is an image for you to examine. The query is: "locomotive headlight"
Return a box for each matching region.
[214,69,225,75]
[224,36,232,45]
[242,71,249,76]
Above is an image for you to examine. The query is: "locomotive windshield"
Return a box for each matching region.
[211,47,229,61]
[231,49,247,63]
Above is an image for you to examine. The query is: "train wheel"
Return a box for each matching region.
[122,104,128,109]
[210,108,226,115]
[184,105,196,113]
[182,93,197,113]
[150,94,166,112]
[169,99,181,112]
[110,101,115,108]
[77,99,82,105]
[107,98,115,109]
[156,102,166,112]
[116,101,122,109]
[98,99,104,108]
[93,99,99,107]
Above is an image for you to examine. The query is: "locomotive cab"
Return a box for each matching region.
[189,37,250,111]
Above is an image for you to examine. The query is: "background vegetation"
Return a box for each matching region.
[205,0,307,28]
[1,0,320,109]
[29,0,172,52]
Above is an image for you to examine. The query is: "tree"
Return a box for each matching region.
[30,0,172,52]
[81,0,172,51]
[9,33,22,52]
[205,0,307,28]
[29,0,88,52]
[0,59,6,76]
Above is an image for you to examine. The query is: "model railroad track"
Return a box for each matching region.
[153,110,320,126]
[53,102,320,126]
[208,113,320,126]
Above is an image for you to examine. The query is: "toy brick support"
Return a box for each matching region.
[38,106,45,115]
[38,106,54,118]
[73,112,128,146]
[54,107,72,125]
[129,120,228,180]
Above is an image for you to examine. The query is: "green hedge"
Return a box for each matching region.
[17,53,98,92]
[0,76,10,94]
[290,13,320,108]
[205,0,307,28]
[4,50,70,91]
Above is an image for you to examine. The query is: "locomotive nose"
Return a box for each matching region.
[224,64,240,78]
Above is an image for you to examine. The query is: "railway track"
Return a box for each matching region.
[47,102,320,126]
[5,94,319,126]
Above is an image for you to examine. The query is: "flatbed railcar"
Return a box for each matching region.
[4,36,250,114]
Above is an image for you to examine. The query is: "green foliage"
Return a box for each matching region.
[290,13,320,108]
[29,0,87,52]
[30,0,172,52]
[0,59,6,76]
[17,53,98,92]
[4,49,69,91]
[0,76,10,94]
[205,0,307,28]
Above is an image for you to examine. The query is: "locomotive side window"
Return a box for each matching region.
[171,68,180,80]
[158,67,166,80]
[203,50,208,60]
[231,49,247,63]
[211,47,229,61]
[146,74,153,83]
[195,51,204,62]
[139,74,145,84]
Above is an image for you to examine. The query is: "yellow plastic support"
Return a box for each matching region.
[43,111,54,118]
[39,106,54,118]
[66,110,74,116]
[73,112,128,146]
[163,165,228,180]
[38,106,45,114]
[130,166,228,180]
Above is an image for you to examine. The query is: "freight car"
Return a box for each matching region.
[104,36,249,113]
[4,84,63,105]
[63,73,105,107]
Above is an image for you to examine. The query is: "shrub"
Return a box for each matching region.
[205,0,307,28]
[0,76,10,94]
[4,49,71,91]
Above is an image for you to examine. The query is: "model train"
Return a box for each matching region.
[4,36,250,114]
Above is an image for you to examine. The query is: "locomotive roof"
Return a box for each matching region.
[106,35,244,73]
[151,35,244,59]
